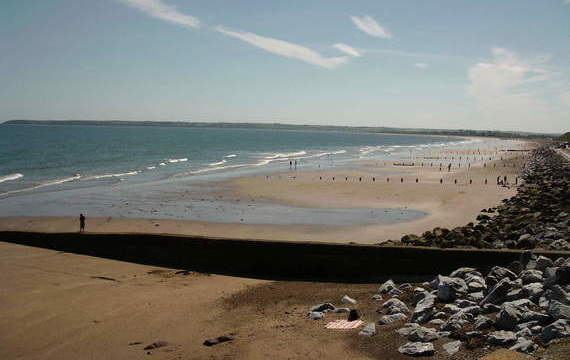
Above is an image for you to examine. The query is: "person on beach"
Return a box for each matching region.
[447,163,451,172]
[79,214,85,233]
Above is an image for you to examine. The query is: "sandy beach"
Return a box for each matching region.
[0,148,525,244]
[0,241,545,360]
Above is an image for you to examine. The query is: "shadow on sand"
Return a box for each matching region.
[1,231,568,283]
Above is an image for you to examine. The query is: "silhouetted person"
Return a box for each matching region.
[79,213,85,233]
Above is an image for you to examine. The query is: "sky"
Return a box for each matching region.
[1,0,569,133]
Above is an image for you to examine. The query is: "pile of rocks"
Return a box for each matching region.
[400,147,569,250]
[374,253,570,356]
[307,253,569,357]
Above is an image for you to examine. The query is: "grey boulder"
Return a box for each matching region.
[398,342,435,357]
[541,319,570,343]
[359,322,376,337]
[475,315,494,330]
[442,340,461,356]
[486,330,517,345]
[436,276,468,301]
[411,293,435,324]
[408,326,439,342]
[379,313,408,325]
[548,300,570,320]
[509,338,538,354]
[495,304,522,330]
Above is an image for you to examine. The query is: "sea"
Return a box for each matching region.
[0,124,514,225]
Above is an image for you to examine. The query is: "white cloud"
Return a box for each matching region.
[215,26,349,69]
[120,0,200,28]
[350,15,392,39]
[467,47,559,128]
[414,63,428,69]
[333,43,361,57]
[563,0,570,5]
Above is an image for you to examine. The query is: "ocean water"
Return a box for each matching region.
[0,124,503,224]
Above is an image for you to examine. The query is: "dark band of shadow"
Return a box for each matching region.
[1,231,567,283]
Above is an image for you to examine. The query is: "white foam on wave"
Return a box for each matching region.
[0,173,24,184]
[168,158,188,163]
[186,163,248,175]
[298,150,347,160]
[209,160,227,166]
[146,166,156,170]
[224,154,237,158]
[0,175,81,196]
[264,151,307,160]
[82,171,139,181]
[159,162,166,166]
[255,159,271,166]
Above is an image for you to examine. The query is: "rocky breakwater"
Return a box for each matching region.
[307,252,570,357]
[400,147,569,250]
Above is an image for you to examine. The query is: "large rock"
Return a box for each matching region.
[520,270,543,285]
[437,276,468,301]
[341,295,357,305]
[396,323,420,337]
[509,338,538,354]
[307,311,325,320]
[378,279,397,294]
[379,313,407,325]
[411,293,435,324]
[547,285,570,305]
[442,340,461,356]
[359,322,376,337]
[488,266,518,281]
[408,326,439,342]
[309,303,335,312]
[495,305,522,330]
[544,267,560,287]
[522,282,544,300]
[548,300,570,320]
[398,342,435,357]
[520,309,551,324]
[383,298,409,314]
[535,256,554,271]
[450,267,481,279]
[541,319,570,343]
[482,303,501,313]
[475,315,494,330]
[480,278,515,306]
[487,330,517,345]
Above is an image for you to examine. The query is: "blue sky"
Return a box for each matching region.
[1,0,569,133]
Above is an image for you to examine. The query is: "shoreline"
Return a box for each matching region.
[0,147,526,244]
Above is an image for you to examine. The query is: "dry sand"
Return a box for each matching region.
[0,241,525,360]
[0,151,524,244]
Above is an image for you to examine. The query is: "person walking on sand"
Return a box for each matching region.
[79,213,86,233]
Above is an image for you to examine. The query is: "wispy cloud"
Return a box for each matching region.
[333,43,361,57]
[563,0,570,5]
[215,26,349,69]
[350,15,392,39]
[120,0,200,28]
[467,47,558,127]
[414,63,428,69]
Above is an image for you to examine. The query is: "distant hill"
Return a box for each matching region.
[560,132,570,142]
[2,119,555,139]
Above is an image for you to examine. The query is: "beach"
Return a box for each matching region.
[0,147,524,243]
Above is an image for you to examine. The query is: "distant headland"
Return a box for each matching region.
[2,119,556,139]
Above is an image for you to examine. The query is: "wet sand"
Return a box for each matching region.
[0,150,525,244]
